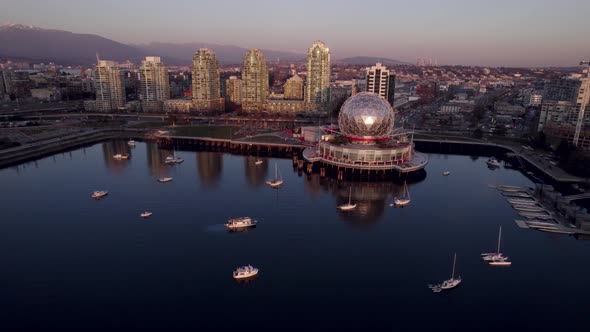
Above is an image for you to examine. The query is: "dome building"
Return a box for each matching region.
[302,92,428,178]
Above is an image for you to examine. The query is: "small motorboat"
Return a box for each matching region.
[128,140,136,147]
[442,171,451,176]
[225,217,257,229]
[91,190,108,199]
[255,159,263,165]
[158,177,173,183]
[113,154,123,160]
[165,155,184,164]
[233,265,259,280]
[140,211,153,218]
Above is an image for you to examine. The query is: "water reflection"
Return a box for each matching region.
[243,156,268,188]
[305,174,417,227]
[197,152,223,188]
[146,142,172,177]
[102,140,132,174]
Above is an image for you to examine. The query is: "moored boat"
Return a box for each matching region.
[158,177,173,183]
[140,211,153,218]
[266,162,283,188]
[393,181,411,207]
[487,157,501,168]
[128,140,136,147]
[338,187,357,211]
[442,171,451,176]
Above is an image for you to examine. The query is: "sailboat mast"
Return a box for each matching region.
[497,226,502,254]
[275,163,278,180]
[451,253,456,279]
[348,187,352,204]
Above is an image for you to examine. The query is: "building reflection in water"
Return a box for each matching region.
[146,142,172,177]
[196,152,223,188]
[243,156,268,188]
[305,173,424,228]
[102,140,132,175]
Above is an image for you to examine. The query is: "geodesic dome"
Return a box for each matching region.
[338,92,395,140]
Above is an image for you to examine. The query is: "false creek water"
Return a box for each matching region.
[0,140,588,331]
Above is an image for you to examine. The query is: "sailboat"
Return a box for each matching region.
[393,181,411,207]
[440,253,462,290]
[266,162,283,188]
[481,226,511,266]
[338,187,357,211]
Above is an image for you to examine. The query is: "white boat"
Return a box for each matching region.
[266,162,284,188]
[91,190,108,199]
[393,181,411,207]
[225,217,257,229]
[489,258,512,266]
[140,211,153,218]
[158,177,173,183]
[128,140,136,147]
[481,226,511,266]
[442,171,451,176]
[338,187,357,211]
[165,155,184,164]
[255,159,263,165]
[113,154,123,160]
[440,253,462,290]
[233,265,259,280]
[487,157,501,168]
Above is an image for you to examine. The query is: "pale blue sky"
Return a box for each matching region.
[1,0,589,67]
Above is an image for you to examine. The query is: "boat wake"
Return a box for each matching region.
[204,224,228,233]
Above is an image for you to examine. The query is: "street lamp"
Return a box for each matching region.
[574,60,590,146]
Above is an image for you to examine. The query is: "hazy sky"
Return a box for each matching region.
[1,0,589,67]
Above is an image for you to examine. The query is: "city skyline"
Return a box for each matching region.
[1,0,589,67]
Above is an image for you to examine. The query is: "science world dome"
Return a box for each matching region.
[338,92,395,140]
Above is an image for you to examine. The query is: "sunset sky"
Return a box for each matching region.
[2,0,589,67]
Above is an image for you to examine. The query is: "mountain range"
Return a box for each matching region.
[0,23,408,66]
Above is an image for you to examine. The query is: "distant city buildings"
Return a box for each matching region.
[225,76,242,105]
[192,48,224,112]
[305,41,331,114]
[283,74,303,100]
[538,72,590,149]
[139,56,170,112]
[93,60,126,112]
[365,63,395,107]
[0,66,8,100]
[241,49,269,113]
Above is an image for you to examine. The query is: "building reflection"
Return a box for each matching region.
[197,152,223,188]
[102,140,131,175]
[146,142,172,177]
[306,174,424,228]
[243,156,268,188]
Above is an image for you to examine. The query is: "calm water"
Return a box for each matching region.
[1,140,589,331]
